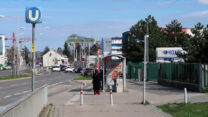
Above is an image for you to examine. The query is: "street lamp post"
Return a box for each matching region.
[143,35,149,104]
[143,21,149,104]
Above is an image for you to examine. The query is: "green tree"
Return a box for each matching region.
[24,46,30,64]
[90,43,101,55]
[203,24,208,63]
[57,47,63,54]
[42,46,50,55]
[63,43,70,58]
[181,23,206,63]
[125,15,167,62]
[165,19,189,47]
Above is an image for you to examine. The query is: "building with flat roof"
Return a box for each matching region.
[0,34,6,65]
[111,37,122,59]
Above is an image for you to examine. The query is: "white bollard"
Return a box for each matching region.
[80,85,83,105]
[109,86,113,105]
[184,88,187,104]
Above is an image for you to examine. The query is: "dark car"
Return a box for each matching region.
[74,67,82,73]
[60,65,67,71]
[81,68,93,76]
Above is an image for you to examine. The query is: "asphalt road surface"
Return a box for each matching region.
[0,71,79,108]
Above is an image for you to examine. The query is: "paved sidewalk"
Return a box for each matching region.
[49,80,165,117]
[48,80,208,117]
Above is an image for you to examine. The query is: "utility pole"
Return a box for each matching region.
[12,32,16,76]
[87,43,90,67]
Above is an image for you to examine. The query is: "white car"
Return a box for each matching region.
[65,67,74,72]
[52,66,61,72]
[6,65,12,70]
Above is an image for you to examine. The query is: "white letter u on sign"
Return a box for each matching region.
[29,10,39,21]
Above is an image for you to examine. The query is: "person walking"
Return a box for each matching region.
[92,70,102,95]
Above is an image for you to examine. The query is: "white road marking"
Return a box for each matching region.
[22,91,29,93]
[49,82,64,87]
[14,92,21,96]
[4,95,12,99]
[65,95,80,106]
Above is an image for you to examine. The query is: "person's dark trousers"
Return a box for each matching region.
[94,90,97,95]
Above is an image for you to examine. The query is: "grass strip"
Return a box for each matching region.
[24,70,32,74]
[158,102,208,117]
[47,104,53,117]
[202,88,208,93]
[74,76,92,80]
[0,75,30,80]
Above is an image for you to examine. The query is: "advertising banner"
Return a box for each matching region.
[156,47,186,58]
[105,60,123,86]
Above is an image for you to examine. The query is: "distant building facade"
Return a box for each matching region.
[0,34,6,65]
[111,37,122,59]
[43,50,68,67]
[66,34,95,54]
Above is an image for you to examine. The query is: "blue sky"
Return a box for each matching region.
[0,0,208,51]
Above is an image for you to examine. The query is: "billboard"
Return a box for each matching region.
[156,47,186,58]
[156,47,186,63]
[103,38,112,57]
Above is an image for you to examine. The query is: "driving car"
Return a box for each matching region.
[65,67,74,72]
[52,66,61,72]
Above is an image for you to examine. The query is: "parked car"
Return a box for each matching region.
[74,67,82,73]
[6,65,12,70]
[81,68,93,76]
[52,66,61,72]
[65,67,74,72]
[60,65,67,71]
[0,64,3,71]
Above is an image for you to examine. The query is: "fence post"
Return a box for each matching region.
[109,86,113,105]
[184,88,187,104]
[80,85,83,105]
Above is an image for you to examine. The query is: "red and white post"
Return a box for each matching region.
[109,86,113,105]
[80,85,83,105]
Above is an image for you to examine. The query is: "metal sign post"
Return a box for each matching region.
[25,7,42,92]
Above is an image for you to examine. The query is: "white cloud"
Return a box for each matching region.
[198,0,208,4]
[146,1,173,8]
[183,10,208,18]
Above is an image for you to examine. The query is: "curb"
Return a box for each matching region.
[146,105,172,117]
[0,77,32,82]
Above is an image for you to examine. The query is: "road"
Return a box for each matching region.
[0,71,79,107]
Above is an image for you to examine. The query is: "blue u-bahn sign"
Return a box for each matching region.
[25,7,42,24]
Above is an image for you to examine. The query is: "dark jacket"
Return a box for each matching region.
[92,72,102,90]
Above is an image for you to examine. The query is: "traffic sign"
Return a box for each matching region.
[25,7,42,24]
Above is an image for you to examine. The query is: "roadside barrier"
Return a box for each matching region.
[184,88,187,104]
[80,85,83,105]
[0,86,48,117]
[109,86,113,105]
